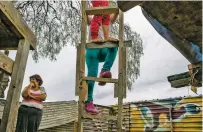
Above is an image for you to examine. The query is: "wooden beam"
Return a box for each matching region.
[0,39,30,132]
[114,83,118,98]
[123,47,127,98]
[117,10,124,132]
[0,1,36,49]
[0,47,18,50]
[169,107,173,132]
[80,80,88,101]
[188,63,202,70]
[168,67,202,88]
[0,37,19,50]
[75,45,81,96]
[83,112,117,120]
[85,40,132,49]
[86,6,119,15]
[170,77,191,88]
[117,1,143,12]
[170,77,202,88]
[74,120,79,132]
[0,51,14,75]
[83,77,118,83]
[77,1,87,132]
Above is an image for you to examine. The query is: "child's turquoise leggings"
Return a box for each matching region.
[85,47,118,102]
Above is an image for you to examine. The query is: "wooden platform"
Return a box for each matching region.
[86,6,119,15]
[0,1,36,50]
[77,40,132,49]
[85,40,132,49]
[168,64,202,88]
[83,77,118,83]
[117,1,143,12]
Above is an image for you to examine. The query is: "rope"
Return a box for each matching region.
[188,66,201,94]
[189,67,200,86]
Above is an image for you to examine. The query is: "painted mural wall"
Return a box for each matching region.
[112,96,202,132]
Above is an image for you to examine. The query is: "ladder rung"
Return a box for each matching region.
[82,112,117,120]
[85,40,132,49]
[86,6,119,15]
[83,77,118,83]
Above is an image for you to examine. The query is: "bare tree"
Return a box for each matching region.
[13,1,143,90]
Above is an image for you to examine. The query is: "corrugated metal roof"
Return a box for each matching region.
[122,95,203,105]
[111,96,202,132]
[0,95,202,131]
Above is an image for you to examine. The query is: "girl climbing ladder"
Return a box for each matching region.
[84,0,119,115]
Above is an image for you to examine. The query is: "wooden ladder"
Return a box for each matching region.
[75,1,128,132]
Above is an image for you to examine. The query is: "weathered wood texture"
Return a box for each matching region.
[0,39,30,132]
[38,104,112,132]
[167,64,202,88]
[141,1,202,50]
[77,1,87,132]
[80,81,88,102]
[114,83,118,98]
[117,10,124,132]
[109,104,130,132]
[123,47,127,98]
[169,107,173,132]
[39,101,78,130]
[0,1,36,49]
[85,40,132,49]
[117,1,143,12]
[0,16,19,50]
[117,1,202,50]
[75,45,81,96]
[86,6,118,15]
[0,51,14,75]
[83,77,118,83]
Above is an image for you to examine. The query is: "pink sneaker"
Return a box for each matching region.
[84,102,100,115]
[98,71,112,86]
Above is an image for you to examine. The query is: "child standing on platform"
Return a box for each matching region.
[89,0,118,43]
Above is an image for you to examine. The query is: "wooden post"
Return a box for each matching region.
[77,1,87,132]
[117,9,124,132]
[0,51,14,75]
[80,80,88,101]
[75,45,81,96]
[169,107,173,132]
[74,120,79,132]
[123,47,127,98]
[0,39,30,132]
[114,83,118,98]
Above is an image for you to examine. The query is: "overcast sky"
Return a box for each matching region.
[5,6,202,106]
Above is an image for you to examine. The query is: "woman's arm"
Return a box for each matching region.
[22,86,30,99]
[29,93,47,101]
[28,86,47,101]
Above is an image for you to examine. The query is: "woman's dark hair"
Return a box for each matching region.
[29,74,43,86]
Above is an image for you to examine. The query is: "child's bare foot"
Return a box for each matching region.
[106,37,119,42]
[89,38,105,43]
